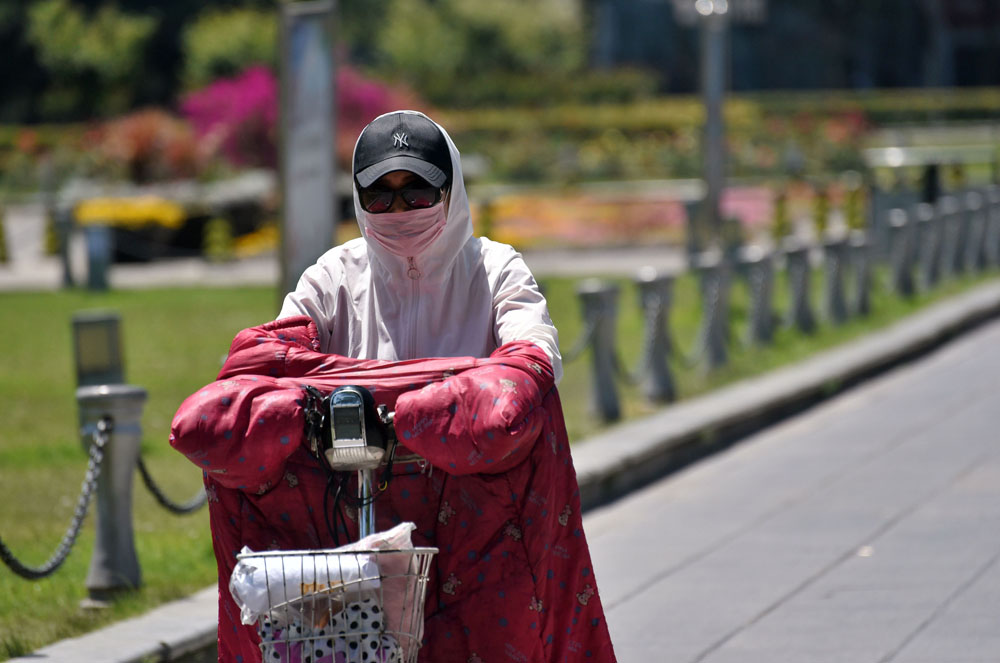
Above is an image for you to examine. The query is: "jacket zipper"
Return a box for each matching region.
[406,256,421,359]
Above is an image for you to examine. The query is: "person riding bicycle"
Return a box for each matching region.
[172,111,616,662]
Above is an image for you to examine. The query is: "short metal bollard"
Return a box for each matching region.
[77,384,148,603]
[576,280,621,423]
[888,209,915,297]
[822,235,849,324]
[848,231,872,317]
[783,238,816,333]
[633,267,676,403]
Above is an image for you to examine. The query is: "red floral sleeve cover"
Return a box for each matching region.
[171,316,617,663]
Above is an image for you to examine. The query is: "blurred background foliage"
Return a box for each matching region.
[180,7,277,90]
[0,0,612,124]
[0,0,999,195]
[24,0,157,119]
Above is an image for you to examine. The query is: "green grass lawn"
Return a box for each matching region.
[0,268,997,659]
[0,287,275,659]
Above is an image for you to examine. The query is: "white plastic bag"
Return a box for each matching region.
[230,522,418,626]
[230,548,380,625]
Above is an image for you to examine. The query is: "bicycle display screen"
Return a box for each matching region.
[330,388,365,443]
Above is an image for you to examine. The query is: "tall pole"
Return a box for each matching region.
[279,0,338,305]
[697,0,728,252]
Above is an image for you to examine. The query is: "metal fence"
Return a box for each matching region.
[561,184,1000,422]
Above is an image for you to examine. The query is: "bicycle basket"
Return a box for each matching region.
[233,547,437,663]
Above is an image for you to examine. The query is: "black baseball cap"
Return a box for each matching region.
[353,112,452,189]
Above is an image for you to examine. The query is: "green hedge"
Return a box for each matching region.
[440,87,1000,134]
[439,88,1000,182]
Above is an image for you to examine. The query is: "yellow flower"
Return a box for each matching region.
[75,196,186,230]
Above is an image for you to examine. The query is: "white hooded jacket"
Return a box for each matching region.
[278,110,563,382]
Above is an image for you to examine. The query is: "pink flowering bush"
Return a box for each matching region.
[180,64,423,171]
[180,65,278,169]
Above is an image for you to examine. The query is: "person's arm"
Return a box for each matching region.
[490,249,563,383]
[174,316,365,493]
[170,376,308,493]
[276,257,343,353]
[392,341,556,475]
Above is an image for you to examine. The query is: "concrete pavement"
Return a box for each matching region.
[587,313,1000,662]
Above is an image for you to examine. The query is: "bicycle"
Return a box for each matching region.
[231,386,438,663]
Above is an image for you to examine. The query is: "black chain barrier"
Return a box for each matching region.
[136,456,207,515]
[0,417,112,580]
[612,302,661,386]
[561,314,600,364]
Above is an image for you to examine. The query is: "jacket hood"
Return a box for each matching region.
[352,110,473,282]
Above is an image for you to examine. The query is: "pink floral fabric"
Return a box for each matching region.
[171,316,616,662]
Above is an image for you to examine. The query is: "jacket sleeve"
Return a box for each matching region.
[217,316,365,380]
[490,248,563,383]
[392,341,556,475]
[173,317,341,493]
[277,253,344,353]
[169,377,309,493]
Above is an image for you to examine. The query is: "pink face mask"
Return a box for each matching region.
[363,204,447,257]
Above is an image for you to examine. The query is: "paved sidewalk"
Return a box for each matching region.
[588,313,1000,662]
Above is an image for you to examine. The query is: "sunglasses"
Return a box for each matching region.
[359,180,444,214]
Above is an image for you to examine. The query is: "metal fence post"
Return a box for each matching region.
[822,235,849,324]
[576,280,621,423]
[962,191,986,273]
[912,202,939,291]
[783,238,817,333]
[83,224,113,291]
[633,267,676,403]
[953,192,972,276]
[848,230,872,317]
[869,185,918,260]
[694,251,729,369]
[77,384,147,602]
[739,245,776,345]
[984,186,1000,268]
[55,207,76,288]
[888,209,915,297]
[937,195,961,281]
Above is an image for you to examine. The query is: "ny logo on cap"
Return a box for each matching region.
[392,132,409,149]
